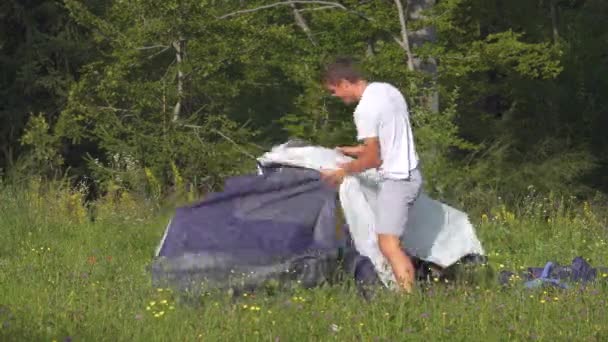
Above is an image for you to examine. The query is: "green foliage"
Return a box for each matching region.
[13,114,63,179]
[417,0,605,203]
[411,89,479,199]
[1,0,607,204]
[0,0,96,169]
[56,0,270,197]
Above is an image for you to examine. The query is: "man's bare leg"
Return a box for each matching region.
[378,234,415,293]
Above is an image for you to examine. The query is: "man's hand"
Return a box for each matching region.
[320,167,348,187]
[323,138,380,186]
[336,145,365,157]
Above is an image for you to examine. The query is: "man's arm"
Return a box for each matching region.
[321,103,381,186]
[340,138,381,174]
[336,145,365,157]
[320,138,380,186]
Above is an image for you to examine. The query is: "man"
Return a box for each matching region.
[320,58,422,293]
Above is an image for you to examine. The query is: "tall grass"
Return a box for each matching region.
[1,179,607,341]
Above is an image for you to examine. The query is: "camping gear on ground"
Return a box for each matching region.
[151,141,487,294]
[499,257,608,289]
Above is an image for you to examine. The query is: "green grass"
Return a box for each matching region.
[1,181,607,341]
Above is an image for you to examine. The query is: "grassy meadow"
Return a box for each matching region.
[1,179,607,341]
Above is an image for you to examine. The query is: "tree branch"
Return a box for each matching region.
[394,0,415,71]
[392,35,406,50]
[136,45,169,50]
[97,106,134,113]
[221,0,416,73]
[219,1,347,19]
[183,125,259,160]
[298,5,342,12]
[291,3,317,45]
[146,45,172,60]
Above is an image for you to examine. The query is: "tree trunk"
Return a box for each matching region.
[550,0,559,43]
[406,0,438,112]
[394,0,415,71]
[366,38,375,57]
[1,145,14,168]
[172,37,185,122]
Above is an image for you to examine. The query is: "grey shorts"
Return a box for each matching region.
[374,168,422,237]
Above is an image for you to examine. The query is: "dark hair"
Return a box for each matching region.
[322,57,364,85]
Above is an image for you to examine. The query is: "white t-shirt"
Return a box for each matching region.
[353,82,419,180]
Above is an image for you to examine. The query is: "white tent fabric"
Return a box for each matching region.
[257,143,485,288]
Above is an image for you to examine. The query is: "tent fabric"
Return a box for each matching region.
[151,165,378,292]
[156,168,337,258]
[258,143,486,288]
[152,141,486,293]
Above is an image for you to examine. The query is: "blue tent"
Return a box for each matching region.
[151,164,380,294]
[150,140,489,296]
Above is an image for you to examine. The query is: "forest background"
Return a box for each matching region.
[2,0,607,210]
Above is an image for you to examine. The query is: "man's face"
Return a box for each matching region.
[325,80,358,105]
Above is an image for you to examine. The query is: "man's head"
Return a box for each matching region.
[322,57,367,105]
